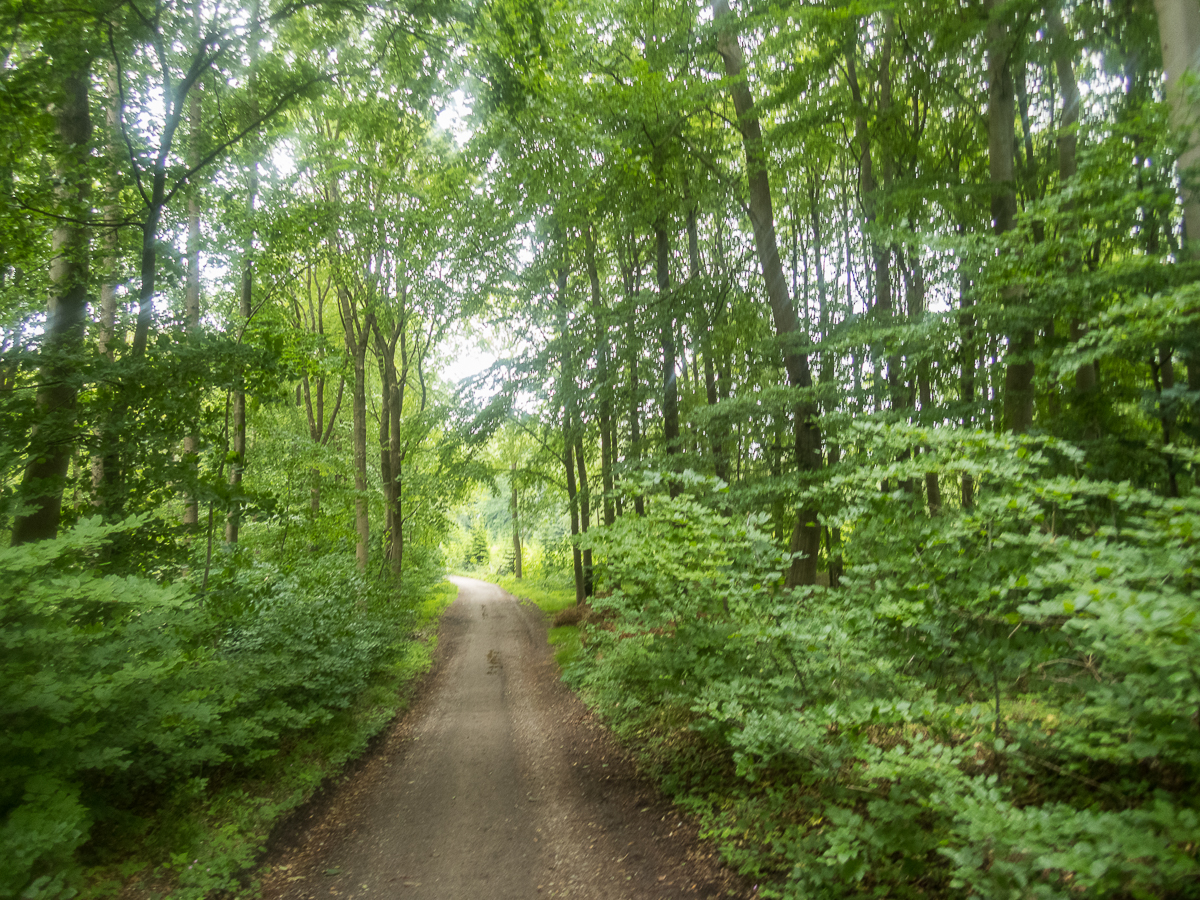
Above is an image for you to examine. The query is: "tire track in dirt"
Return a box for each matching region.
[256,577,752,900]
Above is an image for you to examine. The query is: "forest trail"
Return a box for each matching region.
[256,577,750,900]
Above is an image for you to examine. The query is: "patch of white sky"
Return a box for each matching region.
[427,84,523,396]
[435,89,472,147]
[437,227,536,394]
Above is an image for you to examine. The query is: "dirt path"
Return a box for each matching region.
[256,577,751,900]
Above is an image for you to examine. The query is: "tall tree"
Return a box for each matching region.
[11,43,92,544]
[712,0,822,586]
[986,0,1034,433]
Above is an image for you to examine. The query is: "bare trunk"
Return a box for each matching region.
[511,461,522,578]
[1153,0,1200,248]
[225,14,259,544]
[691,208,726,481]
[351,345,369,570]
[225,165,254,544]
[905,252,942,512]
[621,245,647,517]
[564,437,584,605]
[713,0,821,586]
[1151,348,1181,496]
[183,73,202,528]
[586,225,616,526]
[388,364,403,577]
[1048,5,1080,187]
[556,245,585,602]
[575,434,593,597]
[375,344,393,564]
[300,269,345,521]
[374,319,405,577]
[847,19,901,410]
[340,284,372,571]
[987,0,1033,433]
[92,70,122,504]
[12,53,91,545]
[1047,5,1099,417]
[629,353,645,517]
[656,224,681,494]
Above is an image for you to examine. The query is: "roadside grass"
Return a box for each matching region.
[80,579,457,900]
[547,625,582,668]
[494,574,581,669]
[495,573,575,614]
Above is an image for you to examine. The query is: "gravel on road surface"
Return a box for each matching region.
[255,576,753,900]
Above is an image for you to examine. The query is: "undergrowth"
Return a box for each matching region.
[0,516,455,900]
[563,432,1200,900]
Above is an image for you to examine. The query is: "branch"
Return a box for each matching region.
[107,22,150,206]
[12,198,142,229]
[321,376,345,445]
[163,70,335,208]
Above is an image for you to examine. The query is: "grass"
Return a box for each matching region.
[493,572,581,669]
[547,624,582,668]
[495,572,576,613]
[80,579,458,900]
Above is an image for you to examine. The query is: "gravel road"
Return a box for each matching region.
[256,576,751,900]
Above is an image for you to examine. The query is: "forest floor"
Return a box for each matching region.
[253,576,753,900]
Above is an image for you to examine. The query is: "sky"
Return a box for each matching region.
[438,331,499,388]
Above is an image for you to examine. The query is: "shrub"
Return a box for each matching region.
[575,436,1200,899]
[0,517,423,900]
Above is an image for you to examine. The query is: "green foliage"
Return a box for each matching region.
[573,455,1200,899]
[0,517,440,900]
[464,518,491,567]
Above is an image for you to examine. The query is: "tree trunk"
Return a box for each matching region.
[564,436,584,604]
[371,317,405,578]
[352,341,369,570]
[575,433,593,597]
[691,208,726,481]
[846,19,901,410]
[629,351,645,517]
[987,0,1033,433]
[713,0,821,586]
[375,340,393,565]
[906,252,942,512]
[511,461,522,578]
[620,243,647,517]
[388,339,404,577]
[656,223,681,494]
[340,285,372,571]
[12,52,92,545]
[225,17,259,544]
[225,161,255,544]
[300,268,344,521]
[1153,0,1200,249]
[183,73,202,528]
[92,70,123,506]
[586,225,616,526]
[1046,5,1099,415]
[1151,346,1180,497]
[556,244,586,602]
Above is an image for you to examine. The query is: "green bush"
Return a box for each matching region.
[0,517,423,900]
[576,438,1200,899]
